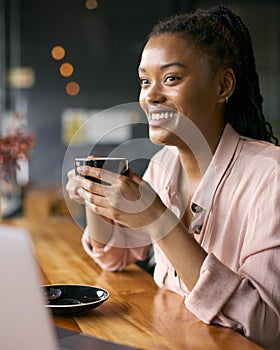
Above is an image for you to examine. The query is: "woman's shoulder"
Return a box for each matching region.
[239,136,280,178]
[241,136,280,161]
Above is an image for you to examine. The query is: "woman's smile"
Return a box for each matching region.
[147,106,179,126]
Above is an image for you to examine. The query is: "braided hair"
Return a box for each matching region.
[148,5,278,145]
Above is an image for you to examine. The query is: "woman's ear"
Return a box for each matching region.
[217,68,236,103]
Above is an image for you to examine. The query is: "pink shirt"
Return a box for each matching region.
[82,124,280,349]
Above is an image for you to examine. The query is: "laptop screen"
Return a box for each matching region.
[0,224,140,350]
[0,225,59,350]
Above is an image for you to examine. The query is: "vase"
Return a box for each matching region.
[0,171,11,222]
[0,190,2,222]
[0,164,21,221]
[0,178,4,222]
[0,167,4,222]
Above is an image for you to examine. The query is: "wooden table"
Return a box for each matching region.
[5,216,263,350]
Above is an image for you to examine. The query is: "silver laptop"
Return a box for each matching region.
[0,225,139,350]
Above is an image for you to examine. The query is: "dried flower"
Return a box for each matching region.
[0,129,35,179]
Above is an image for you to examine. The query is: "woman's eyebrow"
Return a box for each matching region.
[138,62,186,72]
[161,62,186,69]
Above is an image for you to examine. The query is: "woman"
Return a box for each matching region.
[66,5,280,349]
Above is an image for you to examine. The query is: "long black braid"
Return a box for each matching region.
[148,5,278,145]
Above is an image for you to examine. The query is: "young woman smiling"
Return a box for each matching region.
[66,5,280,349]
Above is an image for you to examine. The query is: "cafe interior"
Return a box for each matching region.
[0,0,279,349]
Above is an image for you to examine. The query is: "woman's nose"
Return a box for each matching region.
[143,83,166,104]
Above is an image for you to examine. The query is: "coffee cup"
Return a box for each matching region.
[75,157,128,185]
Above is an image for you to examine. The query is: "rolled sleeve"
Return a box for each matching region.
[82,226,151,271]
[185,253,242,323]
[185,252,280,349]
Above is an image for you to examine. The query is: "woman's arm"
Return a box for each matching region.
[185,170,280,349]
[84,205,113,248]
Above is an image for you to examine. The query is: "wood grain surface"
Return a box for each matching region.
[4,216,263,350]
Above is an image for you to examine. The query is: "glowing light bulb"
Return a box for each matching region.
[66,81,80,96]
[59,63,74,77]
[85,0,98,10]
[51,46,66,60]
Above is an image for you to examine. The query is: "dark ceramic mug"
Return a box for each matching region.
[75,157,128,185]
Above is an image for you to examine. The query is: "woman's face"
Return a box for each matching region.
[138,34,224,147]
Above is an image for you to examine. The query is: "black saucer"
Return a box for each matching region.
[43,284,109,316]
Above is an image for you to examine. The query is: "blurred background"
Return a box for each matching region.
[0,0,279,219]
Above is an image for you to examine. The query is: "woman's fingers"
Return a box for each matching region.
[65,172,85,204]
[77,165,135,186]
[78,177,106,197]
[78,187,106,207]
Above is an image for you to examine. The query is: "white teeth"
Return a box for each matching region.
[150,111,176,121]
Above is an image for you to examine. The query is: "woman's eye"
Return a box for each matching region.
[165,75,179,82]
[138,78,150,86]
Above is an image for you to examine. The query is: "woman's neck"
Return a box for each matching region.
[177,119,225,180]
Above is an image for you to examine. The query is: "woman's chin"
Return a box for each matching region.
[149,128,175,145]
[150,137,165,145]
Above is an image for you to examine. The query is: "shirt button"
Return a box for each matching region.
[192,224,203,234]
[191,203,202,213]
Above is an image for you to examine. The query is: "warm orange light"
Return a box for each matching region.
[59,62,74,77]
[85,0,98,10]
[66,81,80,96]
[51,46,65,60]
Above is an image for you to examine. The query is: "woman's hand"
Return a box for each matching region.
[66,154,98,204]
[66,169,85,204]
[76,165,175,237]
